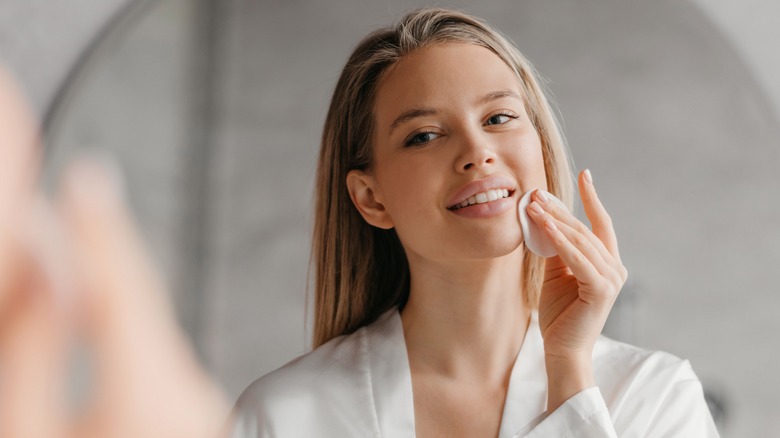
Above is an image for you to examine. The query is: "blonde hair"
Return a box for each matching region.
[312,7,574,347]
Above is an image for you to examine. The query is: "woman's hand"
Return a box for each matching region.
[0,67,228,438]
[525,169,628,412]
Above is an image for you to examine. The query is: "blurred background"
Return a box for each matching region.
[2,0,779,436]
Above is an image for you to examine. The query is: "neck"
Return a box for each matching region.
[400,246,531,385]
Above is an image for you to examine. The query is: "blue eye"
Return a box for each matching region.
[404,131,439,147]
[486,111,518,126]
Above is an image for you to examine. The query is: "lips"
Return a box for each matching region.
[446,175,517,210]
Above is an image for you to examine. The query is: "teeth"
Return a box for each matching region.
[452,189,511,210]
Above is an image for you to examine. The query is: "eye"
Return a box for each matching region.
[404,131,440,147]
[485,111,519,126]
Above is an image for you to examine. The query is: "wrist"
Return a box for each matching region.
[544,353,595,413]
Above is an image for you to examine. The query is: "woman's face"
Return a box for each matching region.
[351,42,548,262]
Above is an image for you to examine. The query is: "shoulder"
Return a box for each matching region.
[228,313,396,437]
[593,335,699,390]
[592,335,714,433]
[232,327,368,420]
[238,328,367,407]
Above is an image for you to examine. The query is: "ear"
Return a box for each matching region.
[346,169,394,229]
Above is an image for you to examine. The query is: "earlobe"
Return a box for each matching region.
[345,170,394,229]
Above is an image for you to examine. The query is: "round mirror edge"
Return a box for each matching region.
[42,0,160,147]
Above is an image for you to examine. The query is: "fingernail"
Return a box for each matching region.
[536,189,549,203]
[23,196,77,311]
[63,154,126,210]
[584,169,593,184]
[544,218,557,232]
[528,201,544,215]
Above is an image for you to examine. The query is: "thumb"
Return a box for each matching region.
[542,255,571,281]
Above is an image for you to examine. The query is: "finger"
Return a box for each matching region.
[527,200,611,278]
[59,157,228,438]
[530,188,613,263]
[578,169,621,261]
[0,202,70,438]
[0,67,40,309]
[531,209,603,292]
[541,218,619,307]
[59,157,174,362]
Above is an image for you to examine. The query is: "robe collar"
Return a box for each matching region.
[363,308,548,437]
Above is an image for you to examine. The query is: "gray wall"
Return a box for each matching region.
[0,0,131,113]
[4,1,780,436]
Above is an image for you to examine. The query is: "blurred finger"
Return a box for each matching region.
[0,67,39,309]
[0,201,70,438]
[59,157,228,438]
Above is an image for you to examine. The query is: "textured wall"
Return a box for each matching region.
[688,0,780,120]
[0,0,130,113]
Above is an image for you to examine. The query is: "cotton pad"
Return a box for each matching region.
[517,189,567,257]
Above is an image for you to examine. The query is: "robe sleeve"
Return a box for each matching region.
[513,380,719,437]
[642,377,720,437]
[513,387,617,438]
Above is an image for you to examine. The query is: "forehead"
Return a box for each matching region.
[373,42,522,125]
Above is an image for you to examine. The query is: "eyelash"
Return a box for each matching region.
[486,110,519,125]
[403,110,520,147]
[404,131,439,147]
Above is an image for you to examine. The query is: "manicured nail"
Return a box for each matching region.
[544,218,557,232]
[528,201,544,215]
[584,168,593,185]
[63,153,126,209]
[536,189,549,203]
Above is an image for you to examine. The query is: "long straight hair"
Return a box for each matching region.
[312,8,574,348]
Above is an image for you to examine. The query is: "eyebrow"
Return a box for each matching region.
[478,89,522,105]
[388,89,523,136]
[388,107,438,135]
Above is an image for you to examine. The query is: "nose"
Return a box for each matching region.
[454,130,497,172]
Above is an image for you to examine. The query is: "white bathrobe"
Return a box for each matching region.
[227,308,719,437]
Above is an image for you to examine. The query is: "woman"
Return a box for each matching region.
[228,8,718,437]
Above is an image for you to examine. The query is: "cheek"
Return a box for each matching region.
[503,129,547,178]
[376,155,447,230]
[381,161,439,214]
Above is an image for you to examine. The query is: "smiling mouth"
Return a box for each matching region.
[448,189,515,210]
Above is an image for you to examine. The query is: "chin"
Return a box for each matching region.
[446,229,523,260]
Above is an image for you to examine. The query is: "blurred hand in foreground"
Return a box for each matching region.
[0,67,229,438]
